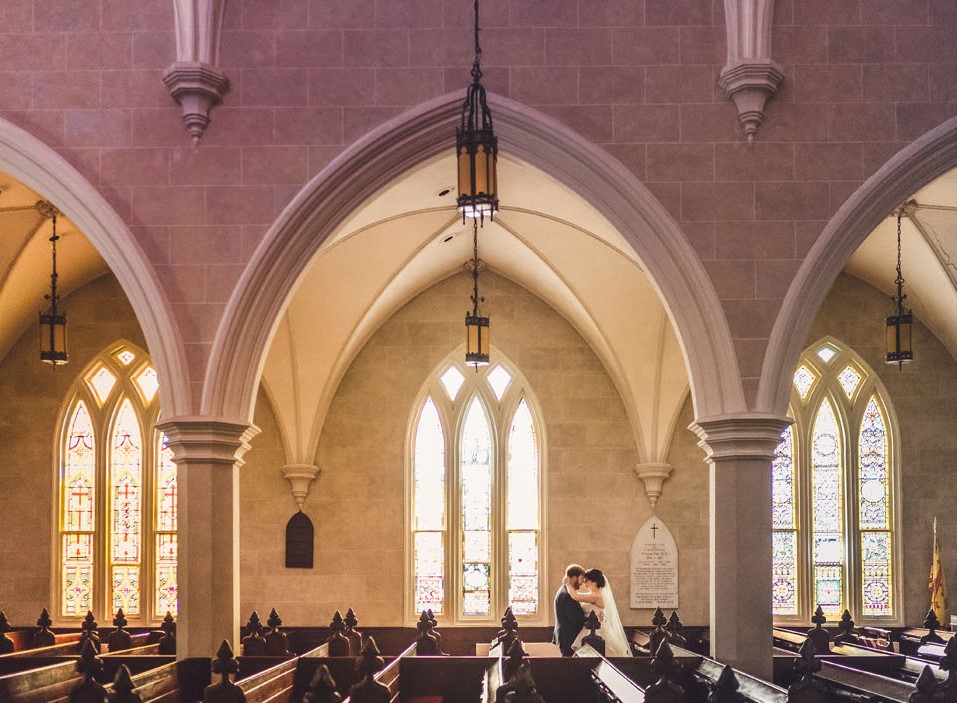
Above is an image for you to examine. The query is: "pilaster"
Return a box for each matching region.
[155,417,260,659]
[690,413,791,679]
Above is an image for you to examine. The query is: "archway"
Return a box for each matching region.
[0,118,190,417]
[204,92,745,425]
[758,115,957,414]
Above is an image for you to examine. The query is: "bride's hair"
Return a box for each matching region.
[584,568,606,588]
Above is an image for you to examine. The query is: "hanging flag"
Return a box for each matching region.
[929,517,948,625]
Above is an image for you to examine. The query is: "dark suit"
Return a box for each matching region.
[553,584,585,656]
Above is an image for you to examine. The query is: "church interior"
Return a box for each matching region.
[1,0,956,700]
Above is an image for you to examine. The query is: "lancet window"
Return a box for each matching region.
[410,353,544,624]
[773,340,900,624]
[58,343,176,623]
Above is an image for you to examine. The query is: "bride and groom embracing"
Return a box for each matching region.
[552,564,632,657]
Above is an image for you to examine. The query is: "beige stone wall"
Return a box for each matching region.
[808,273,957,626]
[0,274,146,623]
[239,270,711,627]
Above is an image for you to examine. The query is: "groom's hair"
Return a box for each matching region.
[565,564,585,578]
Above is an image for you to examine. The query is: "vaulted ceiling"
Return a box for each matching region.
[4,160,957,468]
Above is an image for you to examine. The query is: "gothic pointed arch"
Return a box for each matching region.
[759,115,957,415]
[0,117,189,417]
[204,92,745,426]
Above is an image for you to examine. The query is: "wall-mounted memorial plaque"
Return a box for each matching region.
[285,511,314,569]
[630,516,678,609]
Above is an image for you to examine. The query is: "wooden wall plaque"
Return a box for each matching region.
[285,511,314,569]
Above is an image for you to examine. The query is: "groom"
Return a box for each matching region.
[553,563,586,656]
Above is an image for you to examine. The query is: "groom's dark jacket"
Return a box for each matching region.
[552,584,585,656]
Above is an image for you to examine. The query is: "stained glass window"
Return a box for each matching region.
[779,342,898,623]
[793,365,816,400]
[838,366,861,399]
[411,356,543,623]
[812,399,844,616]
[413,398,446,614]
[859,397,892,616]
[63,403,95,617]
[135,366,159,403]
[59,345,172,624]
[110,400,142,615]
[772,425,798,615]
[487,366,512,401]
[88,366,117,405]
[440,366,465,401]
[461,397,493,616]
[156,434,178,617]
[507,400,539,615]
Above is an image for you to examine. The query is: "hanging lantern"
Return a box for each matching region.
[885,205,912,368]
[465,221,489,367]
[38,201,68,365]
[456,0,498,224]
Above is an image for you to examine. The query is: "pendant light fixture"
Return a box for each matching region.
[885,204,913,368]
[37,200,68,365]
[465,220,489,367]
[456,0,498,224]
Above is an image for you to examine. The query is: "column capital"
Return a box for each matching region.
[633,462,673,509]
[156,416,260,466]
[690,413,791,463]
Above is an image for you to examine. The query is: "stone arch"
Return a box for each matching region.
[0,118,190,417]
[205,92,745,423]
[758,115,957,414]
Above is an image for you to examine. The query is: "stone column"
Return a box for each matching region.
[690,413,790,679]
[155,417,260,660]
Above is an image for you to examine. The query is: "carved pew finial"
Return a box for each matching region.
[833,610,854,646]
[303,664,342,703]
[241,611,267,656]
[909,666,939,703]
[70,638,108,703]
[941,637,957,695]
[496,661,545,703]
[109,665,142,703]
[921,609,945,646]
[108,608,133,652]
[426,609,444,651]
[326,610,350,657]
[158,612,176,655]
[581,610,605,656]
[503,638,528,683]
[667,610,687,647]
[787,639,826,703]
[265,608,290,657]
[646,639,685,703]
[80,611,101,653]
[650,607,669,656]
[416,610,444,655]
[349,637,390,703]
[35,607,56,647]
[709,665,745,703]
[344,608,363,656]
[806,606,830,655]
[205,640,244,703]
[0,611,14,654]
[495,607,519,653]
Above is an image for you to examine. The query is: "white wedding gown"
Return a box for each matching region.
[570,580,632,657]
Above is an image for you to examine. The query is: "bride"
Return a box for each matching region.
[564,568,632,657]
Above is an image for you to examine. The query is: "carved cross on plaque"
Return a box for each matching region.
[650,523,658,539]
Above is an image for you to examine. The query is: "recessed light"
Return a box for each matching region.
[437,187,454,197]
[442,234,455,243]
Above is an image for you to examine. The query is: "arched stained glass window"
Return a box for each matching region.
[409,355,545,624]
[413,398,446,615]
[57,344,173,623]
[63,402,96,617]
[507,399,539,615]
[773,340,899,624]
[772,424,798,616]
[812,399,843,616]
